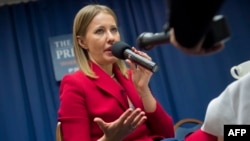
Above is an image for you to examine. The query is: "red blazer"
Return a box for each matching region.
[58,62,174,141]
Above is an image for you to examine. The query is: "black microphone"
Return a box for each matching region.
[111,41,159,72]
[137,15,231,50]
[137,32,170,50]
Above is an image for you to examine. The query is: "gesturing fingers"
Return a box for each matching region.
[117,108,134,125]
[130,112,147,131]
[93,117,107,131]
[124,108,147,131]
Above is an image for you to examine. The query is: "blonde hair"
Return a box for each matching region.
[73,4,128,78]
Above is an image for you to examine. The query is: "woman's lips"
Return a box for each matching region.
[104,47,111,52]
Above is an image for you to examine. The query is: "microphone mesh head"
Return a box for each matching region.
[111,41,131,59]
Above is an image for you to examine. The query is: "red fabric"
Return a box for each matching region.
[58,62,174,141]
[185,129,217,141]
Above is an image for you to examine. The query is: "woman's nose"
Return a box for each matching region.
[107,31,115,39]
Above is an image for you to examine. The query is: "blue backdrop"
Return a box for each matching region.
[0,0,250,140]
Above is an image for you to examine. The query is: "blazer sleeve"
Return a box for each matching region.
[58,74,91,141]
[145,102,175,138]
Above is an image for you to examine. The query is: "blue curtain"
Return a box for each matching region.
[0,0,250,140]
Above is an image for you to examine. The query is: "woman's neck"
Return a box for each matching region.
[91,60,114,76]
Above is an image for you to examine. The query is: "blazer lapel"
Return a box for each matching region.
[114,69,142,109]
[91,63,129,110]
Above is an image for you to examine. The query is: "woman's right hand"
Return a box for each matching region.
[94,108,147,141]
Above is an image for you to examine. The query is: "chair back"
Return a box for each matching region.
[56,122,62,141]
[174,118,203,140]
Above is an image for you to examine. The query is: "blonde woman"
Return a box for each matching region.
[58,4,174,141]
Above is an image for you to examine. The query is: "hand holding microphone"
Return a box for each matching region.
[111,41,159,72]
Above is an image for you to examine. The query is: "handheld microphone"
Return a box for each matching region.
[111,41,159,72]
[137,15,231,50]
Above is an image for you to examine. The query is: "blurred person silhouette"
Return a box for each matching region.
[168,0,225,55]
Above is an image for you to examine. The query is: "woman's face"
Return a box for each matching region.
[83,12,120,66]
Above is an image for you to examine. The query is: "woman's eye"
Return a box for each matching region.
[111,28,118,33]
[95,29,104,34]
